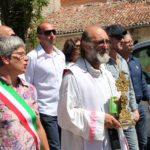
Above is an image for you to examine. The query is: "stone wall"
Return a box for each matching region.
[55,33,81,50]
[42,0,61,17]
[129,26,150,42]
[55,26,150,49]
[61,0,105,6]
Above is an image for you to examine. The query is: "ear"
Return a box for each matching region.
[0,56,10,65]
[81,41,94,52]
[37,34,42,40]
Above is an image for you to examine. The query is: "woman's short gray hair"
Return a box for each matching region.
[0,36,25,57]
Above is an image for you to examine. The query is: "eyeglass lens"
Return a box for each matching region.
[44,30,56,36]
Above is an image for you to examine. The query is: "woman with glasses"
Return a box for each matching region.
[0,36,49,150]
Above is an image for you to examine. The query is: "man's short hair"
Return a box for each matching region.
[80,31,91,58]
[37,25,42,34]
[81,31,91,42]
[105,24,127,38]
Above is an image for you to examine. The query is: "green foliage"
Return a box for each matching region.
[0,0,49,44]
[30,0,49,25]
[26,29,38,52]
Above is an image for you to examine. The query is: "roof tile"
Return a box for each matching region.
[46,1,150,34]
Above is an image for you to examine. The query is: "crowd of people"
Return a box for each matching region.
[0,22,150,150]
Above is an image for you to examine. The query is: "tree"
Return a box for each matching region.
[0,0,49,41]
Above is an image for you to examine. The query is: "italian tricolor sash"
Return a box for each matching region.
[0,79,40,150]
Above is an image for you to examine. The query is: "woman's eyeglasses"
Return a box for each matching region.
[11,52,27,60]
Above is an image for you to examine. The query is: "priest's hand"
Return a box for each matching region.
[104,113,121,129]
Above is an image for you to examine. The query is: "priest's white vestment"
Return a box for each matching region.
[58,58,128,150]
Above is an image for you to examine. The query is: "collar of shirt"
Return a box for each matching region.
[78,58,102,77]
[128,55,133,61]
[36,44,62,58]
[108,53,120,64]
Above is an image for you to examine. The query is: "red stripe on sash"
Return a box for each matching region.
[0,92,39,150]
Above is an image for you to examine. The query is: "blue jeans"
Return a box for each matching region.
[135,103,147,150]
[124,126,139,150]
[40,113,61,150]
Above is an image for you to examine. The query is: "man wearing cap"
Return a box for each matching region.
[25,22,65,150]
[105,24,139,150]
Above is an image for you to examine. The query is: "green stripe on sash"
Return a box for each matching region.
[0,79,36,129]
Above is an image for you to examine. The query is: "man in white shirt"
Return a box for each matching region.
[25,22,65,150]
[58,25,128,150]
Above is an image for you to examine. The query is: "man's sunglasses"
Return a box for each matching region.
[40,29,57,36]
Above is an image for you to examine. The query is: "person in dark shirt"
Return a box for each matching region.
[119,32,150,150]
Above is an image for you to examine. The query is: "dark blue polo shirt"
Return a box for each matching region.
[128,55,150,103]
